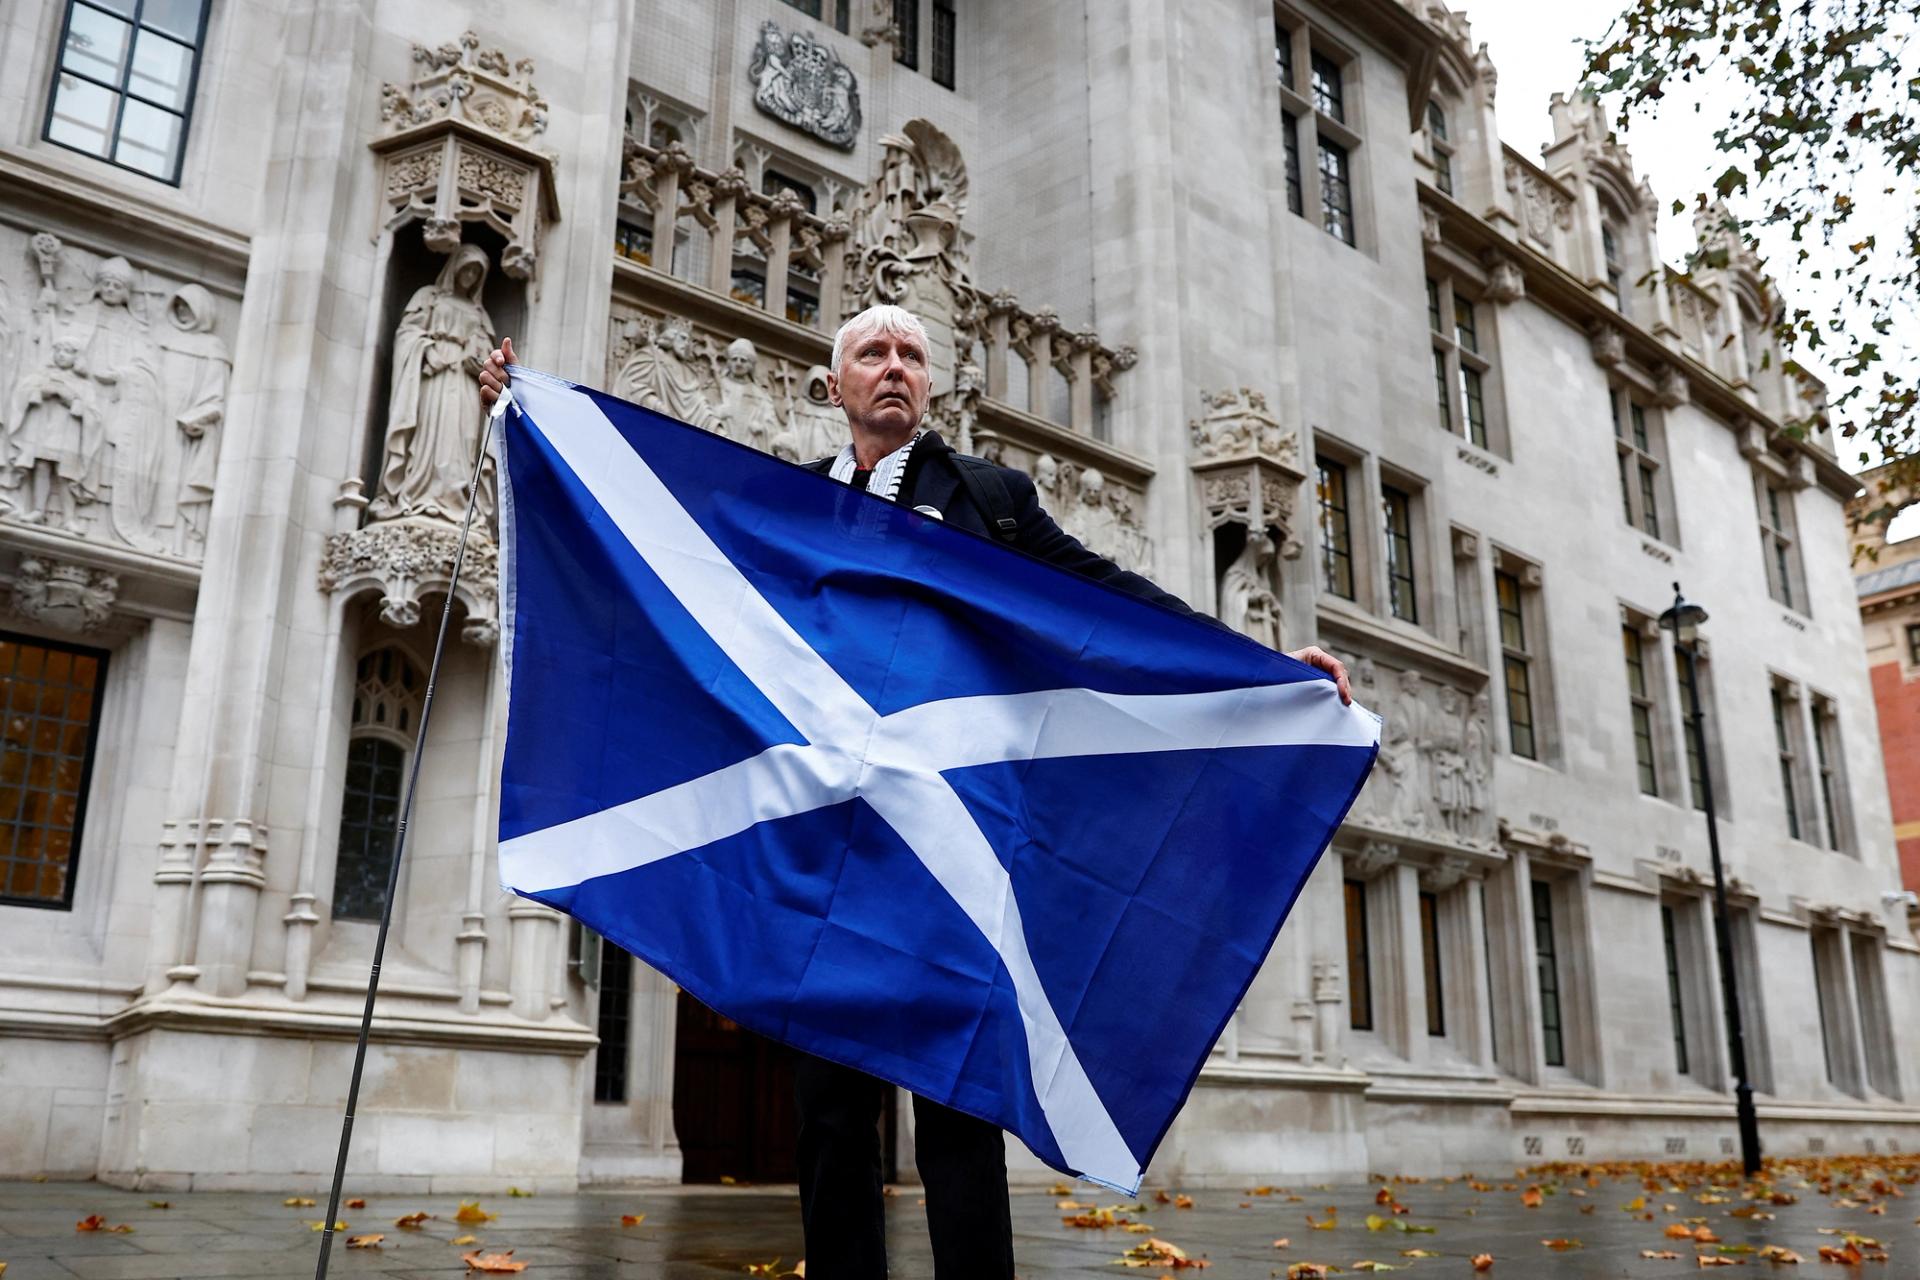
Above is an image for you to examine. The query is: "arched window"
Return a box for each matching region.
[332,647,422,922]
[1425,99,1453,196]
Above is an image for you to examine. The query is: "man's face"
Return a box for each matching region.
[98,276,129,305]
[827,326,930,435]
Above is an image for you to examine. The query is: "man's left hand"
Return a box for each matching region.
[1286,645,1351,705]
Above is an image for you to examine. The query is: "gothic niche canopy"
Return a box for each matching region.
[1189,389,1303,649]
[372,30,560,279]
[749,21,862,150]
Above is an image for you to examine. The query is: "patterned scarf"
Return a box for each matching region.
[828,431,923,503]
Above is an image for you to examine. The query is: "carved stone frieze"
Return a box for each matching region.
[1189,390,1305,631]
[1482,251,1525,304]
[0,230,232,562]
[1503,156,1573,247]
[1348,658,1496,851]
[748,21,862,150]
[10,555,117,632]
[319,519,499,645]
[373,30,558,279]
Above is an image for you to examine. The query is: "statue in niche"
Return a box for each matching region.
[1374,669,1428,831]
[1074,467,1118,559]
[1218,531,1282,649]
[942,359,981,454]
[714,338,780,450]
[615,317,721,433]
[773,364,844,463]
[371,244,497,525]
[1429,684,1470,838]
[157,285,231,555]
[4,333,104,529]
[85,257,171,552]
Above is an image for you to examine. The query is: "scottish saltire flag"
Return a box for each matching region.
[491,365,1379,1194]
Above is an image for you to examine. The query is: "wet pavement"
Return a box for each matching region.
[2,1155,1916,1278]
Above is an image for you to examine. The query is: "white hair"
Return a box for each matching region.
[830,304,930,375]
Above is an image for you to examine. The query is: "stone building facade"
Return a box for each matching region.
[0,0,1914,1191]
[1852,461,1920,896]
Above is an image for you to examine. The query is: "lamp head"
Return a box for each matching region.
[1658,581,1709,646]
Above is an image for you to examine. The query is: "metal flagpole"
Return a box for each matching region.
[313,391,508,1280]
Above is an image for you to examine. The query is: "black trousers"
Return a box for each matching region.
[793,1050,1015,1280]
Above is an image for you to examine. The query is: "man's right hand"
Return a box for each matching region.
[479,336,515,407]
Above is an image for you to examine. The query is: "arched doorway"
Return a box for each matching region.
[669,990,896,1183]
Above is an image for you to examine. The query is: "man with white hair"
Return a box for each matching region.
[478,305,1350,1280]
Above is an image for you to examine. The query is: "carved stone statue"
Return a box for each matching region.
[615,317,721,433]
[1073,466,1117,558]
[1375,670,1428,831]
[1219,532,1282,649]
[157,284,231,556]
[86,257,170,552]
[4,333,103,529]
[774,364,844,463]
[371,245,496,525]
[1464,690,1493,833]
[1429,685,1470,838]
[748,21,862,149]
[1033,453,1066,514]
[714,337,780,450]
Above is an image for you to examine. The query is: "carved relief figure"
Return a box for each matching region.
[4,334,103,529]
[157,285,231,555]
[748,21,862,149]
[714,337,780,450]
[1375,670,1428,831]
[614,317,721,433]
[86,257,171,552]
[1073,466,1117,559]
[1428,685,1470,838]
[1464,690,1493,833]
[1219,531,1282,649]
[775,364,844,463]
[371,244,497,524]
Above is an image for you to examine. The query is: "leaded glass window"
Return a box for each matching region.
[0,634,106,909]
[332,647,422,922]
[1316,459,1354,600]
[1345,878,1372,1031]
[594,944,634,1103]
[1533,880,1564,1067]
[1317,136,1354,245]
[1382,485,1417,623]
[45,0,211,184]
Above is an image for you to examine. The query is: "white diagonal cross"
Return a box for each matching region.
[496,374,1379,1191]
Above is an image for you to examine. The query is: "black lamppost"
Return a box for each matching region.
[1660,582,1763,1176]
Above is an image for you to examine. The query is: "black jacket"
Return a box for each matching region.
[806,430,1203,619]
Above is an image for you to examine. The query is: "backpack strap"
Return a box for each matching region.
[949,454,1021,543]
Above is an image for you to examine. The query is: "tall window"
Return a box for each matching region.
[1772,684,1802,840]
[1282,112,1304,216]
[1758,478,1801,611]
[1612,390,1668,541]
[594,943,634,1103]
[1675,646,1708,811]
[1274,23,1295,89]
[1316,459,1354,600]
[1310,52,1345,121]
[1908,623,1920,666]
[1812,696,1845,852]
[893,0,919,67]
[1428,277,1494,449]
[835,0,851,32]
[1623,626,1659,796]
[1345,878,1372,1031]
[1852,933,1899,1097]
[930,0,956,89]
[1811,931,1840,1085]
[0,635,107,910]
[333,648,422,922]
[1317,137,1354,246]
[1660,904,1690,1075]
[1600,221,1624,308]
[45,0,212,184]
[1532,880,1565,1068]
[1381,485,1418,623]
[1419,890,1445,1037]
[1496,569,1536,759]
[1425,99,1454,196]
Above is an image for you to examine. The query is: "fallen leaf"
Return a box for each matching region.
[620,1214,646,1227]
[1049,1182,1073,1196]
[719,1175,738,1186]
[1175,1194,1194,1209]
[1,1262,8,1276]
[455,1201,498,1225]
[1643,1251,1683,1260]
[1123,1223,1155,1234]
[1521,1187,1544,1209]
[1667,1222,1700,1238]
[146,1201,170,1209]
[346,1198,367,1209]
[1365,1213,1389,1232]
[1757,1245,1802,1263]
[451,1234,478,1246]
[1625,1196,1648,1212]
[345,1234,384,1249]
[1155,1190,1172,1204]
[508,1187,534,1198]
[1058,1200,1092,1210]
[464,1249,528,1273]
[1376,1187,1394,1205]
[1307,1212,1337,1231]
[1471,1255,1494,1272]
[1696,1259,1742,1269]
[1400,1248,1440,1258]
[1352,1263,1401,1273]
[396,1211,433,1228]
[1287,1265,1329,1280]
[1694,1227,1721,1243]
[1250,1186,1277,1196]
[283,1197,316,1208]
[304,1220,348,1232]
[1272,1238,1291,1248]
[1542,1238,1583,1250]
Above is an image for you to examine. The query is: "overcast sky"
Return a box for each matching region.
[1462,0,1915,504]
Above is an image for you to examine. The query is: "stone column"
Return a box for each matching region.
[509,901,566,1020]
[1390,861,1426,1064]
[1459,876,1495,1068]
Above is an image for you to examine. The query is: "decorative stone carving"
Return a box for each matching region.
[1503,156,1574,247]
[1189,387,1297,466]
[370,245,496,526]
[1420,855,1474,893]
[748,21,862,150]
[10,555,116,633]
[1654,363,1690,409]
[714,338,782,450]
[1588,320,1625,368]
[1482,251,1525,304]
[1419,205,1442,246]
[1218,532,1282,649]
[1349,661,1495,850]
[373,30,558,279]
[612,315,724,433]
[1028,451,1150,573]
[774,364,846,463]
[0,231,231,561]
[1348,840,1398,879]
[319,520,499,644]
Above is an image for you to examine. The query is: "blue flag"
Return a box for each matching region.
[492,366,1379,1193]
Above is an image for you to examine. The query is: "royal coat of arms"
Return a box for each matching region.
[748,21,862,150]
